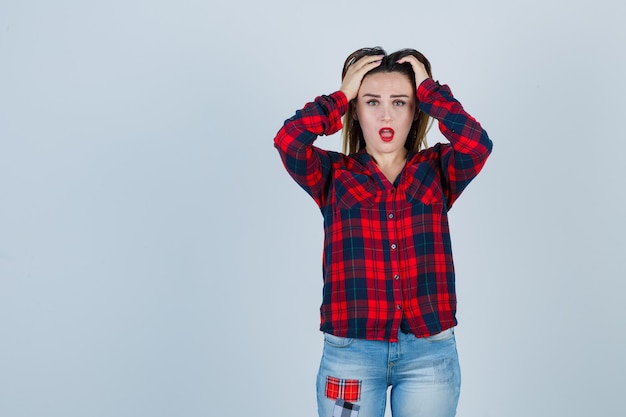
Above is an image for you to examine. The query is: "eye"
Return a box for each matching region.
[366,100,379,106]
[393,100,406,107]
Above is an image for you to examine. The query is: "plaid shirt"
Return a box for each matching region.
[274,78,492,341]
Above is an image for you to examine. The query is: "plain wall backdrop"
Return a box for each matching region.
[1,1,625,416]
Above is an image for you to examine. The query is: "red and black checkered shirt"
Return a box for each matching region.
[274,78,492,341]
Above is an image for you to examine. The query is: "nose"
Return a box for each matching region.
[380,104,392,121]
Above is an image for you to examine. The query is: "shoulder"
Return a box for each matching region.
[324,149,369,171]
[407,143,451,164]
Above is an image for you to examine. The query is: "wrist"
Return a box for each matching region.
[339,88,356,102]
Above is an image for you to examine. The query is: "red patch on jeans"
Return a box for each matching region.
[325,376,362,402]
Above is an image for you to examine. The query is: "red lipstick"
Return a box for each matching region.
[379,128,395,142]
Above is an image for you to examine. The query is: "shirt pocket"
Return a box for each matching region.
[406,182,444,206]
[405,167,445,206]
[333,170,376,210]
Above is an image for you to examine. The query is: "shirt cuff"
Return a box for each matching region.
[416,78,439,102]
[322,91,349,135]
[330,90,349,113]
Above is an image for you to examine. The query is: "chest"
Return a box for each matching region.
[378,163,405,185]
[330,160,445,211]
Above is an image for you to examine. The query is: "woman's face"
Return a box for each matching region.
[354,71,416,159]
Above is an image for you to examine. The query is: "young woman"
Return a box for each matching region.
[274,47,492,417]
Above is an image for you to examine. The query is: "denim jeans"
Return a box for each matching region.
[316,328,461,417]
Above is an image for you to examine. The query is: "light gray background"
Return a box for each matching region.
[1,1,625,416]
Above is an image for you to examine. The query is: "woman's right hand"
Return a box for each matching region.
[340,55,384,101]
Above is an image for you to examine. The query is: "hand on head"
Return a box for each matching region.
[340,52,430,102]
[396,55,430,88]
[340,55,384,101]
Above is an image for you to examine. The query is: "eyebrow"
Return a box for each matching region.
[362,93,411,98]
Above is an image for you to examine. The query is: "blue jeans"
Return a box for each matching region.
[316,328,461,417]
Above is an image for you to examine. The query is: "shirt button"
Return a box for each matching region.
[397,305,402,310]
[388,213,394,219]
[391,243,397,250]
[394,274,400,280]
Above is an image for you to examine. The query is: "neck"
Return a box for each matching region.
[367,148,408,168]
[366,148,408,184]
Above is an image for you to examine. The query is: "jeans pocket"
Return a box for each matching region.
[424,327,455,343]
[324,332,354,348]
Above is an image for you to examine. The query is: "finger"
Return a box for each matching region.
[396,56,417,65]
[341,55,384,100]
[351,58,383,78]
[352,55,384,71]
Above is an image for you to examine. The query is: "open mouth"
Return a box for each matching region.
[379,128,395,142]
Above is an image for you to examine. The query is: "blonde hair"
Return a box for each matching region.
[341,48,434,155]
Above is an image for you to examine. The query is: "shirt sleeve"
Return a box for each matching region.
[417,78,493,207]
[273,91,349,208]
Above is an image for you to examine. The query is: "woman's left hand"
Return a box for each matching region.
[397,55,430,87]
